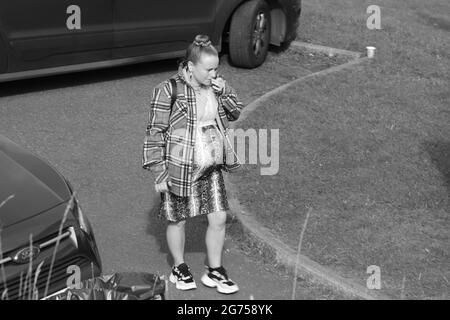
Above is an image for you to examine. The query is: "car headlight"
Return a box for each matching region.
[73,199,93,235]
[65,178,94,235]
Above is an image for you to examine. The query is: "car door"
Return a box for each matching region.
[0,32,7,74]
[0,0,113,73]
[113,0,217,59]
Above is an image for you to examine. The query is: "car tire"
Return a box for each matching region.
[229,0,271,68]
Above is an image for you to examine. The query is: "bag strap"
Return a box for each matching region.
[169,78,177,109]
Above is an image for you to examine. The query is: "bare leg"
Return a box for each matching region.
[166,220,186,266]
[205,211,227,268]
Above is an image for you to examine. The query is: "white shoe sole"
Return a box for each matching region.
[201,273,239,294]
[169,273,197,291]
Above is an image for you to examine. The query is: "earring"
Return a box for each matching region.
[188,70,193,81]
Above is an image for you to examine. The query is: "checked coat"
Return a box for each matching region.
[142,69,244,197]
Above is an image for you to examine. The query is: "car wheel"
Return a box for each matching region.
[229,0,271,68]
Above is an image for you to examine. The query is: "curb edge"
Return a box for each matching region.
[225,43,391,300]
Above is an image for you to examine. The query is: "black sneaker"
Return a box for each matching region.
[169,263,197,290]
[201,266,239,294]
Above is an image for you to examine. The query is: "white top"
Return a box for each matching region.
[196,87,218,127]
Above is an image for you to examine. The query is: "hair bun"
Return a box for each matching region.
[193,35,211,47]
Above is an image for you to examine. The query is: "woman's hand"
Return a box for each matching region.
[155,180,172,193]
[211,76,226,95]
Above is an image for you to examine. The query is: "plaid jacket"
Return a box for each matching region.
[142,70,244,197]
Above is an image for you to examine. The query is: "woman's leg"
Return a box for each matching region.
[166,220,186,266]
[205,211,227,268]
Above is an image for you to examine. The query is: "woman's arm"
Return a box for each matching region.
[142,81,173,185]
[217,79,244,121]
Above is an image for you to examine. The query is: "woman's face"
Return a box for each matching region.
[189,52,219,87]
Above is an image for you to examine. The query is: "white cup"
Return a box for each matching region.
[366,46,376,58]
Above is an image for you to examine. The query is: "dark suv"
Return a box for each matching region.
[0,0,301,82]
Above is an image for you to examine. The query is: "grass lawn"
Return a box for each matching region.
[230,0,449,299]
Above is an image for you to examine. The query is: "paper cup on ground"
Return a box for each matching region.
[366,46,376,58]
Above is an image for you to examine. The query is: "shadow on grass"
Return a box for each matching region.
[423,140,450,208]
[416,11,450,32]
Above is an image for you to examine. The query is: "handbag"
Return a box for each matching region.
[222,103,240,121]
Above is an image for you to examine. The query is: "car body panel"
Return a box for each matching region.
[0,136,71,228]
[1,215,102,300]
[213,0,244,44]
[0,135,102,299]
[0,0,113,72]
[277,0,302,43]
[0,149,64,227]
[0,31,7,73]
[113,0,217,58]
[0,0,301,81]
[1,201,76,256]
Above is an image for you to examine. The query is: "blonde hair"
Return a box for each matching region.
[181,35,218,67]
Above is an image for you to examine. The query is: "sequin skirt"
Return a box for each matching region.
[158,125,229,222]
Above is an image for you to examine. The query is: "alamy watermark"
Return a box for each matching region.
[366,5,381,30]
[230,128,279,176]
[66,5,81,30]
[169,128,280,176]
[66,264,82,289]
[366,265,381,289]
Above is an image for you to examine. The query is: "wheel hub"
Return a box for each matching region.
[253,12,267,56]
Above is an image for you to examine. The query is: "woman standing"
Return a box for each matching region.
[143,35,243,294]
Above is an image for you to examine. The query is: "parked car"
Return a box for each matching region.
[0,134,102,300]
[0,0,301,82]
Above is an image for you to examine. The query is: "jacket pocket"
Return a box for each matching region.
[167,138,192,164]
